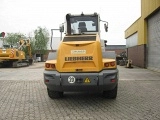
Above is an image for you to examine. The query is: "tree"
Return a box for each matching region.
[28,32,36,56]
[34,27,49,54]
[4,33,26,46]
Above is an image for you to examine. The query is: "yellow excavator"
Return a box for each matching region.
[44,12,119,99]
[0,39,33,68]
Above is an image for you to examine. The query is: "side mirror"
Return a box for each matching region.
[104,23,108,32]
[104,40,107,47]
[59,24,64,32]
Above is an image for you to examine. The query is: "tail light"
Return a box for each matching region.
[45,79,49,83]
[51,64,55,68]
[45,63,56,69]
[104,63,109,67]
[104,62,116,68]
[111,79,116,83]
[45,63,50,68]
[110,62,115,66]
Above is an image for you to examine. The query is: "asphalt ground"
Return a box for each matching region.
[0,62,160,120]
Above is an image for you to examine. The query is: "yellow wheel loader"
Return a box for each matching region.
[44,12,119,99]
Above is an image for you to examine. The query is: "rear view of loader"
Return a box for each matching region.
[44,12,119,99]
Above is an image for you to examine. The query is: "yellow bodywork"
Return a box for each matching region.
[45,34,117,72]
[0,39,32,64]
[0,48,25,61]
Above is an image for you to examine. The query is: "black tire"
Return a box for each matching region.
[29,59,33,65]
[0,63,2,68]
[103,85,118,99]
[47,88,63,99]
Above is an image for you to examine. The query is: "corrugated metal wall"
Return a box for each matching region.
[125,0,160,69]
[125,0,160,46]
[147,10,160,72]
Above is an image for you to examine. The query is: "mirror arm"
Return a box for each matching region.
[100,19,108,32]
[100,19,108,23]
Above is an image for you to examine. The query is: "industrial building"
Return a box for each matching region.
[105,45,126,56]
[125,0,160,72]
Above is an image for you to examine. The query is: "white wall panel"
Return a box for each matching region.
[126,32,138,48]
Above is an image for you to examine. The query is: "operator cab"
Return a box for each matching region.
[2,45,11,49]
[70,13,98,35]
[59,12,108,36]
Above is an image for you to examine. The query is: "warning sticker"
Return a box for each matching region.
[84,77,91,83]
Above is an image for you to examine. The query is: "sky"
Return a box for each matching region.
[0,0,141,45]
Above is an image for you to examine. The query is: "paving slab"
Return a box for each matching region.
[0,62,160,120]
[118,65,160,81]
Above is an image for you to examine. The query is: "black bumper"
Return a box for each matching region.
[44,69,118,92]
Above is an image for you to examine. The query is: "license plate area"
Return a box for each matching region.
[76,77,84,83]
[61,73,98,85]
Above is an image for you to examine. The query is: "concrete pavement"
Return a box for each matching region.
[118,65,160,81]
[0,62,160,120]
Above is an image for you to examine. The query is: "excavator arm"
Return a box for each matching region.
[19,39,33,64]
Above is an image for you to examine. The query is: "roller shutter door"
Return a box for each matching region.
[147,10,160,72]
